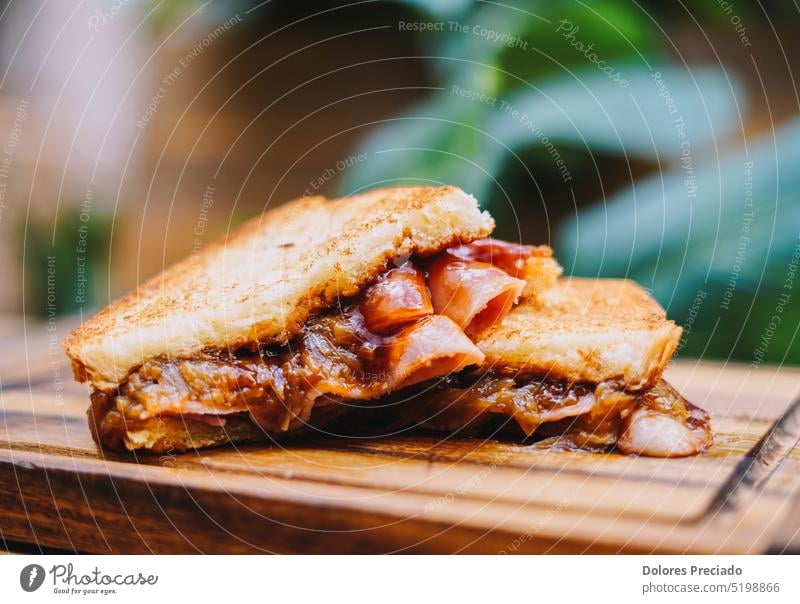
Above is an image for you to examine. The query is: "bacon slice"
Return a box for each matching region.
[449,239,544,277]
[449,239,562,297]
[386,315,485,388]
[427,254,525,335]
[360,263,433,334]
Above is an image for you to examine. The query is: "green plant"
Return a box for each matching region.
[340,1,744,210]
[21,206,112,318]
[558,119,800,364]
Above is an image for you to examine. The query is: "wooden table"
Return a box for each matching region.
[1,316,799,553]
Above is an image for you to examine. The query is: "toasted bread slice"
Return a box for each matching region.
[520,250,563,298]
[474,278,681,389]
[65,186,494,392]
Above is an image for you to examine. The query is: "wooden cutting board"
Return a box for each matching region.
[1,321,799,553]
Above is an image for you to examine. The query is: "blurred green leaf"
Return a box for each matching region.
[487,65,743,159]
[558,119,800,278]
[390,0,474,20]
[21,206,113,318]
[340,65,744,202]
[557,119,800,363]
[338,92,506,200]
[488,65,744,158]
[494,0,664,93]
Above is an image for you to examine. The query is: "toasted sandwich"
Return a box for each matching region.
[64,186,710,457]
[369,278,711,457]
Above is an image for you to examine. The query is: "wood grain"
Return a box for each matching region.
[1,320,799,553]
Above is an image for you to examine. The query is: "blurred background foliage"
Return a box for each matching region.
[339,0,798,365]
[1,0,797,365]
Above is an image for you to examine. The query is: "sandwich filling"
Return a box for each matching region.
[377,377,711,457]
[89,239,710,457]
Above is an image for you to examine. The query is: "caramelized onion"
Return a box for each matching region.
[406,377,633,437]
[360,263,433,334]
[409,377,603,436]
[386,315,485,388]
[427,254,525,335]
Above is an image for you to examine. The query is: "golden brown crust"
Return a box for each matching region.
[520,254,563,298]
[88,390,350,453]
[474,278,682,390]
[65,186,494,392]
[88,392,265,453]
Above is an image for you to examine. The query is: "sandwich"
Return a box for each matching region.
[365,278,711,457]
[64,186,710,457]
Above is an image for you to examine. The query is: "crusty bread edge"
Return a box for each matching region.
[65,187,494,391]
[479,319,682,389]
